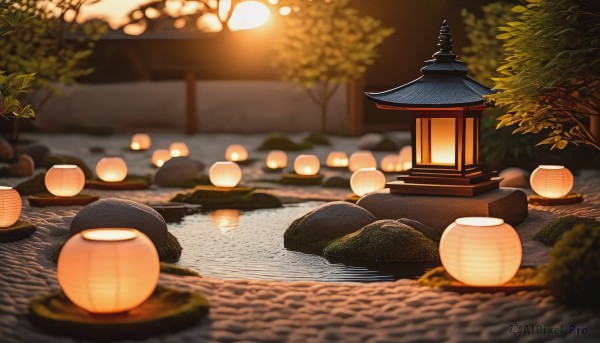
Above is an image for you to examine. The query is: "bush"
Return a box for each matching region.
[257,132,312,151]
[533,216,600,246]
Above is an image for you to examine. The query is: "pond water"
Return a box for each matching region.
[169,202,438,283]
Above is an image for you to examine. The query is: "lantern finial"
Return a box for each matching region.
[433,20,456,61]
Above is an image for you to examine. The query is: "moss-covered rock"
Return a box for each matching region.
[0,220,36,243]
[42,154,94,179]
[279,172,323,186]
[358,133,403,152]
[324,220,439,262]
[303,131,331,146]
[321,175,350,188]
[533,215,600,246]
[171,185,282,210]
[419,266,543,291]
[160,262,201,277]
[257,132,313,151]
[15,173,47,195]
[396,218,441,243]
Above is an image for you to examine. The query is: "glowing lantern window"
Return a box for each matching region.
[350,168,386,196]
[152,149,172,168]
[326,151,349,168]
[0,186,21,228]
[96,157,128,182]
[225,144,249,162]
[530,165,573,199]
[348,151,377,172]
[294,155,320,176]
[130,133,151,151]
[57,229,159,314]
[45,165,85,197]
[440,217,522,286]
[209,162,242,188]
[266,150,287,169]
[169,142,189,157]
[380,154,402,172]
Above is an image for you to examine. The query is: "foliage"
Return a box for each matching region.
[0,71,35,118]
[272,0,393,132]
[543,224,600,307]
[533,215,600,246]
[489,0,600,150]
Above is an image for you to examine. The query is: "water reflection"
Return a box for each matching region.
[208,209,241,233]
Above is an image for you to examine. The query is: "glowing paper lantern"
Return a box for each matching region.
[96,157,128,182]
[45,165,85,197]
[380,154,402,172]
[530,165,573,199]
[348,151,377,172]
[440,217,522,286]
[294,155,320,176]
[152,149,172,167]
[209,162,242,188]
[399,146,412,166]
[130,133,151,151]
[326,151,349,167]
[0,186,21,228]
[57,229,159,314]
[225,144,249,162]
[266,150,287,169]
[350,168,386,196]
[169,142,189,157]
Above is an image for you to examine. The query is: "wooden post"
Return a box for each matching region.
[346,78,365,136]
[185,72,197,135]
[591,116,600,145]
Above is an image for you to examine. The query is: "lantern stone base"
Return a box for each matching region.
[86,177,150,190]
[0,220,36,243]
[279,172,324,186]
[262,166,285,173]
[356,188,528,233]
[387,178,501,197]
[528,193,583,206]
[29,286,209,341]
[28,193,99,207]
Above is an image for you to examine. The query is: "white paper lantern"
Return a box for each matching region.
[152,149,172,167]
[399,146,412,167]
[294,155,320,175]
[0,186,21,228]
[45,165,85,197]
[130,133,151,151]
[209,162,242,187]
[96,157,128,182]
[169,142,189,157]
[440,217,522,286]
[266,150,287,169]
[326,151,349,167]
[350,168,386,196]
[380,154,402,172]
[348,151,377,172]
[530,165,573,199]
[225,144,249,162]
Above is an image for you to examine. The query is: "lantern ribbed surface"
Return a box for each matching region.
[530,165,573,199]
[326,151,349,167]
[57,229,159,314]
[130,133,151,150]
[152,149,172,167]
[96,157,128,182]
[209,162,242,187]
[169,142,189,157]
[380,154,402,172]
[294,155,320,175]
[348,151,377,172]
[351,168,387,196]
[225,144,249,162]
[440,217,522,286]
[0,186,21,228]
[266,150,287,169]
[45,165,85,197]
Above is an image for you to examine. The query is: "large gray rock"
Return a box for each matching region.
[356,188,528,234]
[154,157,204,187]
[20,143,51,166]
[499,167,530,188]
[70,198,168,248]
[284,201,376,249]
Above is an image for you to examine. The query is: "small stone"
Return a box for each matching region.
[499,167,530,188]
[8,154,34,177]
[154,157,204,187]
[0,138,14,160]
[19,143,51,166]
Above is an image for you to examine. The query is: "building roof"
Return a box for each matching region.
[365,20,493,108]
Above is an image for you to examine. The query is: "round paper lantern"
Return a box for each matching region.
[530,165,573,199]
[0,186,21,228]
[152,149,172,167]
[57,228,159,314]
[350,168,386,196]
[130,133,151,151]
[45,165,85,197]
[169,142,189,157]
[294,155,320,175]
[380,154,402,172]
[266,150,287,169]
[348,151,377,172]
[225,144,248,162]
[96,157,128,182]
[440,217,522,286]
[399,146,412,165]
[326,151,349,167]
[209,161,242,187]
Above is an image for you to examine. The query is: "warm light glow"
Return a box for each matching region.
[279,6,291,16]
[0,186,21,228]
[326,151,349,167]
[130,133,151,151]
[440,217,522,286]
[403,162,413,170]
[380,154,402,172]
[348,151,377,172]
[152,149,172,168]
[96,157,128,182]
[209,209,241,233]
[416,118,456,165]
[228,1,271,31]
[266,150,287,169]
[225,144,249,162]
[45,165,85,197]
[350,168,386,196]
[530,165,574,199]
[294,155,320,176]
[57,229,159,314]
[169,142,190,157]
[398,146,412,167]
[209,162,242,188]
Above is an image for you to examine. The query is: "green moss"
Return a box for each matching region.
[533,215,600,246]
[418,266,544,288]
[43,154,94,179]
[303,131,331,146]
[171,185,282,210]
[160,263,201,277]
[279,172,323,186]
[323,220,439,262]
[257,132,313,151]
[321,176,350,188]
[15,173,47,195]
[0,220,36,243]
[543,224,600,308]
[396,218,441,243]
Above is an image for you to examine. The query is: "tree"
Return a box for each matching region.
[272,0,393,132]
[488,0,600,150]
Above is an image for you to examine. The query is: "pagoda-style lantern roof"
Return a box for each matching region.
[366,20,493,109]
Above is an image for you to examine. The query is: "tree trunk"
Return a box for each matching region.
[320,101,328,133]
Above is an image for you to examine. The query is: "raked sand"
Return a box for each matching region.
[0,133,599,343]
